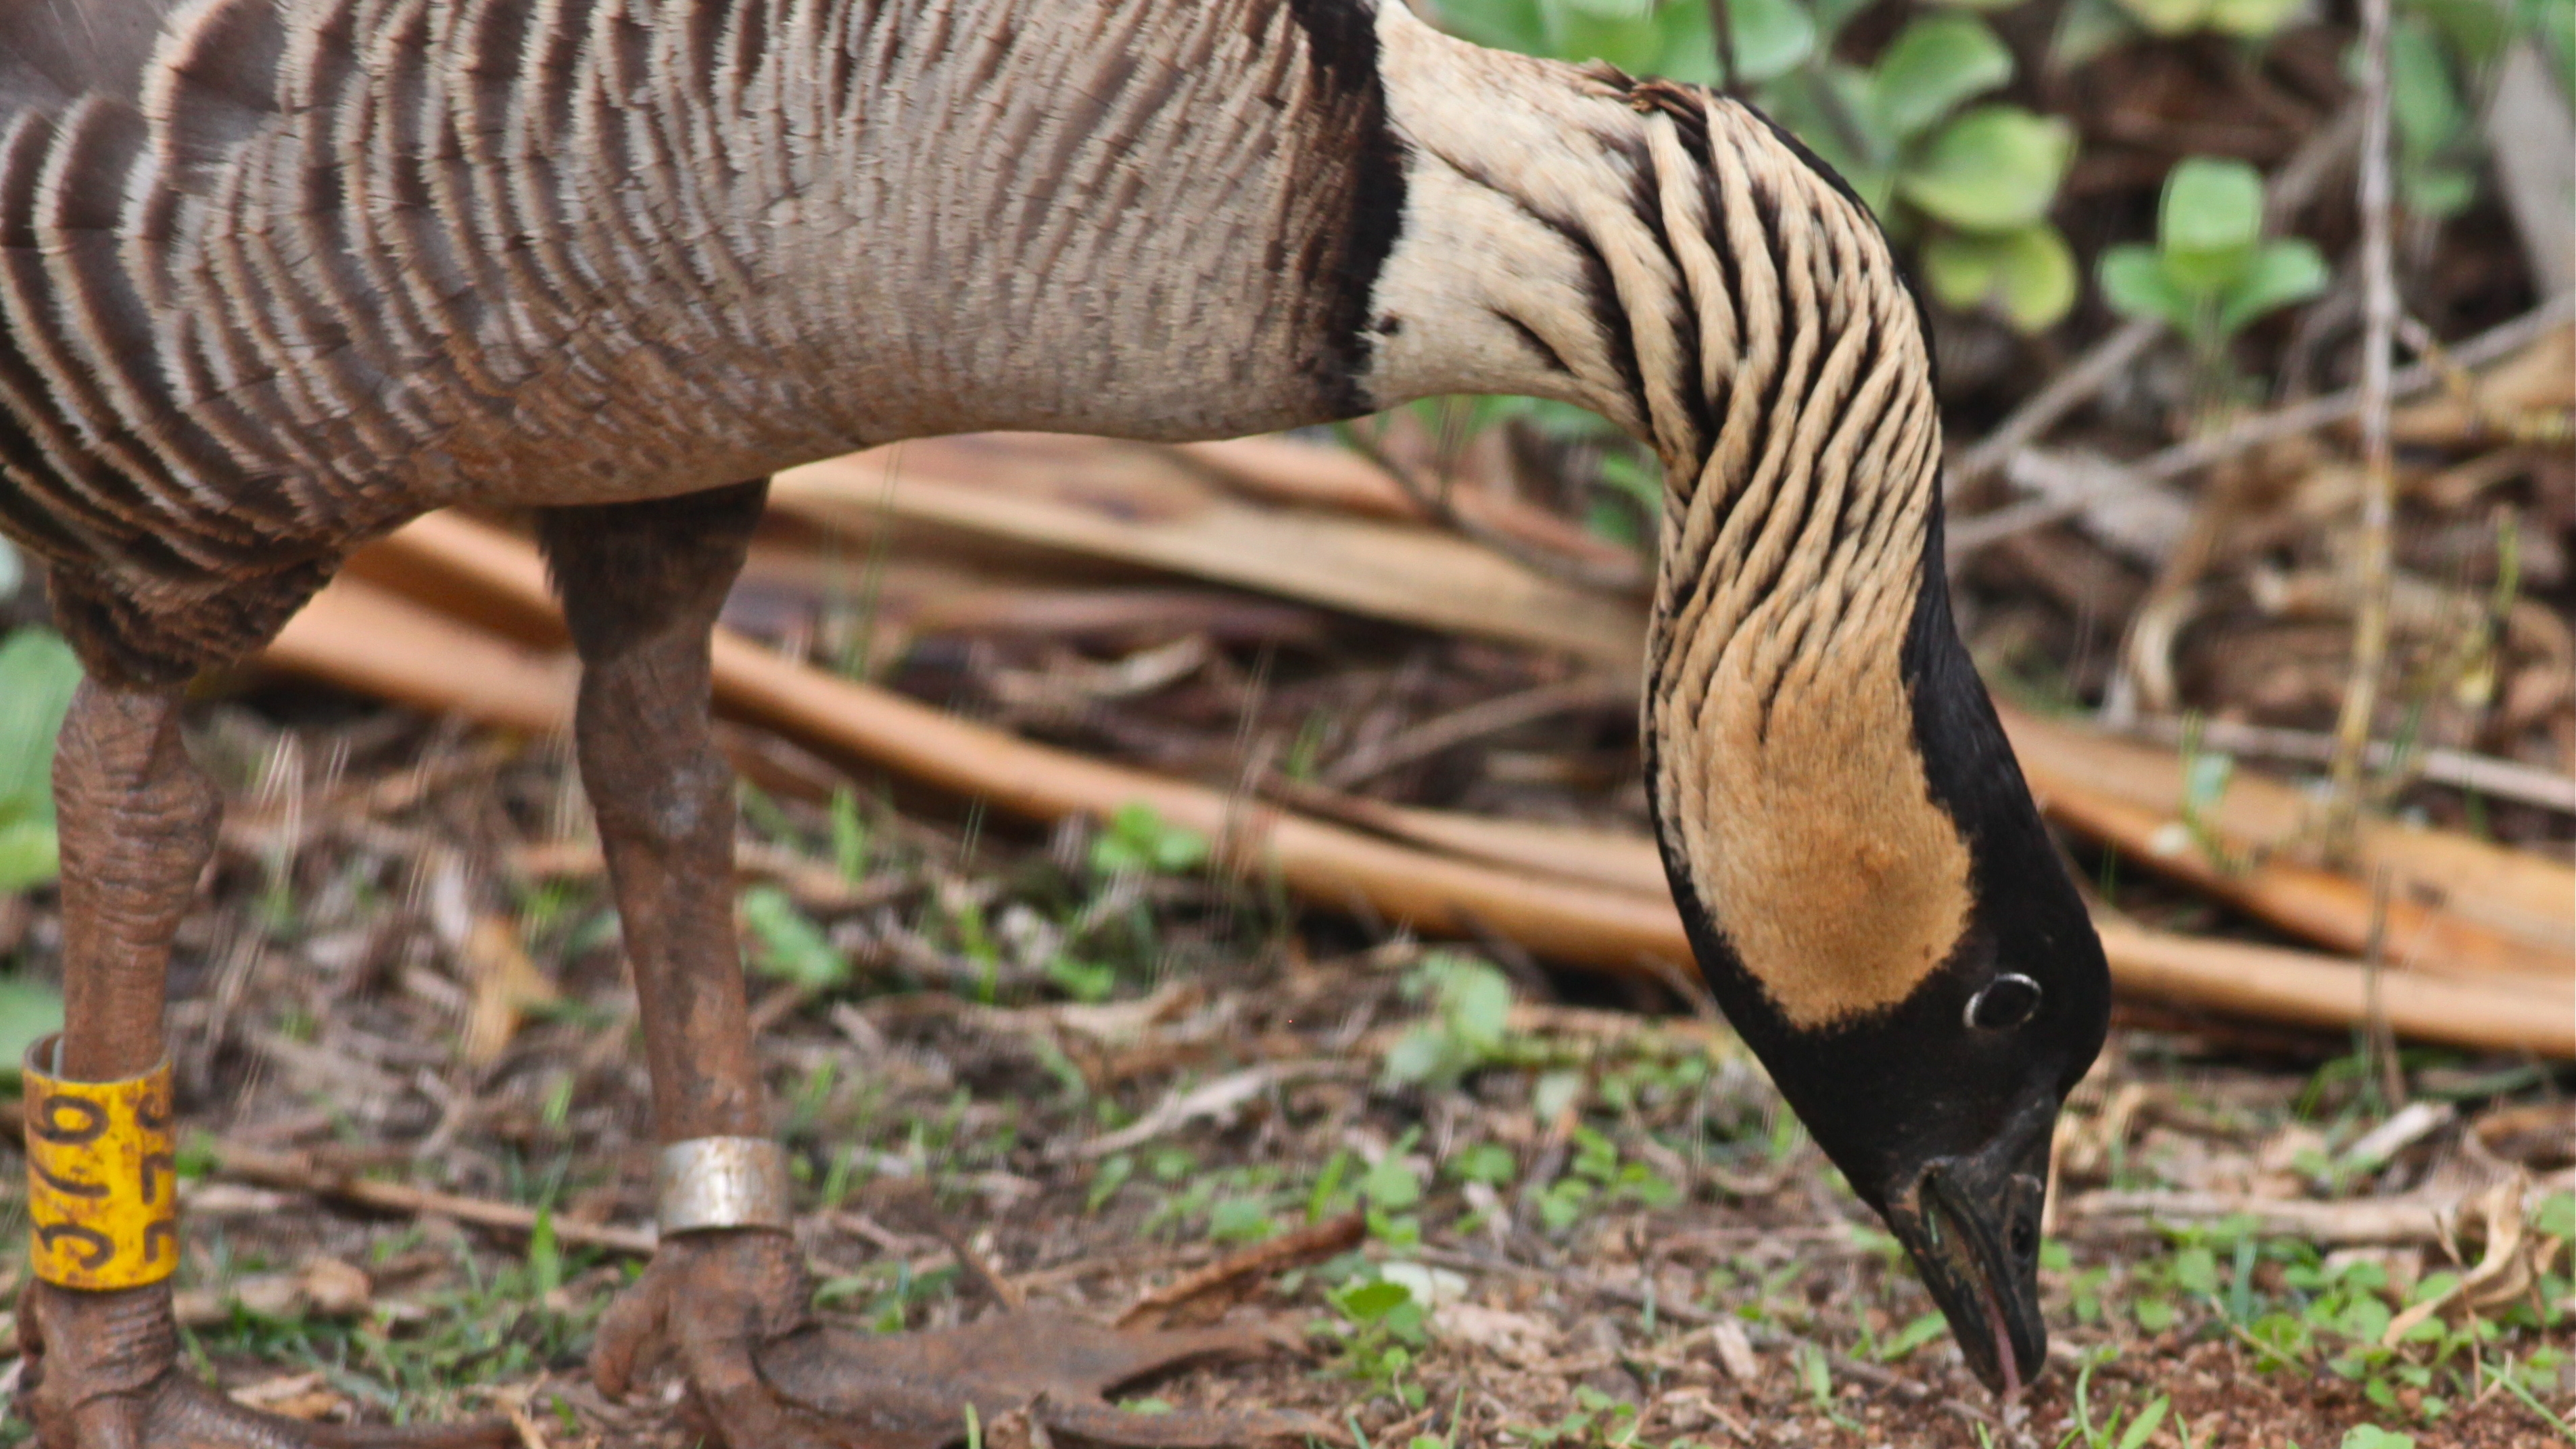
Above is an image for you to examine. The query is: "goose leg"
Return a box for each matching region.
[538,481,846,1449]
[14,682,510,1448]
[550,487,1316,1449]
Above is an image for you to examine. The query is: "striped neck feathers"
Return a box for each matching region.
[1362,10,1972,1031]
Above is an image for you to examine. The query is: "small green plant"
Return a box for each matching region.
[740,884,850,991]
[2098,157,2327,396]
[1323,1275,1431,1408]
[1437,0,2082,331]
[2051,0,2304,70]
[1381,952,1516,1089]
[1089,801,1210,877]
[2340,1427,2416,1449]
[0,627,81,895]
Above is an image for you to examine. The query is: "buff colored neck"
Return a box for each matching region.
[1363,2,1976,1030]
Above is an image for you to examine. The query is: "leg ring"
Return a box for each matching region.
[22,1033,179,1291]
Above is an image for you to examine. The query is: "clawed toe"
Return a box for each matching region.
[755,1309,1327,1449]
[591,1229,1320,1449]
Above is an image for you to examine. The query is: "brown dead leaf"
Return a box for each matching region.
[230,1372,349,1421]
[462,914,559,1068]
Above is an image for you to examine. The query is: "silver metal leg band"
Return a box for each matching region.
[655,1137,792,1235]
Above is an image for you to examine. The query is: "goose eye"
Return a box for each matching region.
[1965,974,2042,1030]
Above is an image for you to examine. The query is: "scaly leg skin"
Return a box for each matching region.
[552,485,1315,1449]
[14,683,511,1449]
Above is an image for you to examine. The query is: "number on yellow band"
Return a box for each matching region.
[22,1035,179,1291]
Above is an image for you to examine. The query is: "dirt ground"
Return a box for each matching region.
[0,686,2565,1449]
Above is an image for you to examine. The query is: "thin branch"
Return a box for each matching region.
[2329,0,2403,847]
[2122,713,2575,814]
[1316,677,1624,789]
[1945,298,2576,555]
[1335,414,1648,594]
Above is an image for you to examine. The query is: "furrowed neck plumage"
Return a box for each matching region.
[1362,5,1972,1032]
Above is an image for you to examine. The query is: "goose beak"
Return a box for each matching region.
[1882,1109,2052,1398]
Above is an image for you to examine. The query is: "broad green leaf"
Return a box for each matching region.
[2205,0,2308,35]
[2114,0,2212,35]
[2401,160,2480,218]
[2158,157,2266,291]
[2520,0,2576,98]
[1925,222,2078,331]
[1920,229,2007,310]
[2051,0,2139,68]
[1434,0,1556,53]
[1871,14,2015,141]
[2098,243,2193,327]
[741,884,849,990]
[0,976,63,1086]
[2117,1398,2172,1449]
[2389,20,2471,157]
[1763,65,1897,204]
[0,630,81,824]
[2216,238,2329,333]
[0,819,60,895]
[1719,0,1819,83]
[2410,0,2510,66]
[1898,107,2074,232]
[1809,0,1878,40]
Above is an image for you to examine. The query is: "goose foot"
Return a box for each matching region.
[13,1281,512,1449]
[591,1227,1325,1449]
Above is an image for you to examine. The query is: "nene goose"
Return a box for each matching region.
[1,0,2110,1441]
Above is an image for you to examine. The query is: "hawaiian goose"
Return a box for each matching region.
[0,0,2110,1442]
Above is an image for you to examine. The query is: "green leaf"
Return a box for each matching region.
[1433,0,1555,54]
[1898,107,2074,232]
[0,538,21,602]
[2051,0,2139,68]
[1872,15,2015,141]
[0,630,82,822]
[1091,801,1210,876]
[741,884,849,990]
[2158,156,2266,291]
[2117,1397,2172,1449]
[0,975,63,1086]
[1719,0,1819,83]
[1922,223,2076,331]
[2389,20,2471,161]
[2204,0,2306,36]
[2098,245,2191,327]
[1361,1151,1425,1212]
[0,819,61,895]
[1336,1278,1414,1325]
[2216,238,2329,333]
[1763,66,1898,208]
[2113,0,2211,35]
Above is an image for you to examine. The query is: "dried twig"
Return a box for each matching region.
[1333,413,1648,594]
[2329,0,2404,849]
[264,519,2576,1055]
[1316,677,1623,789]
[2123,714,2575,815]
[210,1140,658,1256]
[1114,1211,1365,1327]
[1949,301,2575,553]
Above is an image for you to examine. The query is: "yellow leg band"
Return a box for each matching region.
[22,1033,179,1291]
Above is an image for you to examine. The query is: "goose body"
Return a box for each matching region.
[1,1,2109,1440]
